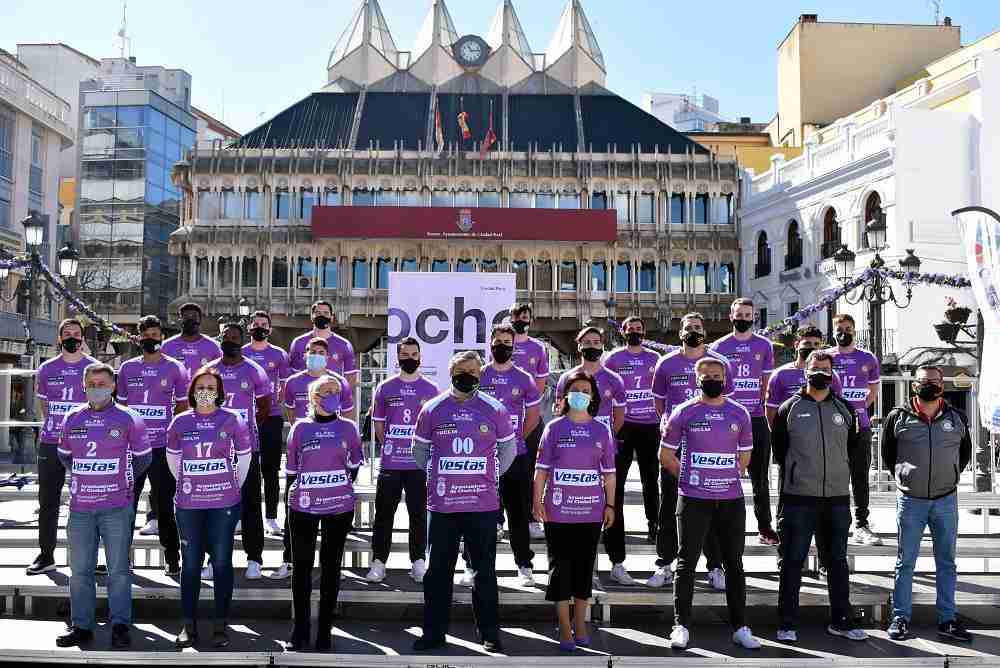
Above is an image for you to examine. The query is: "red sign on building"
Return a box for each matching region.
[311,206,617,242]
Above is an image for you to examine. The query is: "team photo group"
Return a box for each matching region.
[28,295,973,653]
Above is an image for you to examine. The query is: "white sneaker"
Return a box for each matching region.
[235,520,242,534]
[138,519,158,536]
[245,560,263,579]
[669,625,689,649]
[529,522,545,539]
[366,559,387,583]
[270,562,292,580]
[852,526,883,545]
[646,564,674,588]
[497,523,505,541]
[409,559,427,583]
[517,566,535,587]
[777,629,798,642]
[708,568,727,591]
[201,563,213,580]
[733,626,761,649]
[610,563,637,586]
[265,518,282,536]
[459,566,476,587]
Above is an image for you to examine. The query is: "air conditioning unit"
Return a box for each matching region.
[298,276,311,289]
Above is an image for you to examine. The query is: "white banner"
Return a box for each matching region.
[386,272,516,391]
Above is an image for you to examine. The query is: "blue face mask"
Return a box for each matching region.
[317,392,340,415]
[305,353,327,372]
[566,391,591,412]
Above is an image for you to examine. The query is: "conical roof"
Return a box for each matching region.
[412,0,460,59]
[327,0,399,69]
[545,0,604,70]
[485,0,533,65]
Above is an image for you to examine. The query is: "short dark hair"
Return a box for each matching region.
[510,303,533,319]
[307,337,330,352]
[396,336,420,354]
[250,310,271,325]
[797,325,824,341]
[730,297,754,310]
[222,321,245,337]
[188,367,226,408]
[680,312,705,327]
[138,315,162,334]
[915,364,944,380]
[560,370,601,418]
[833,313,855,327]
[491,323,516,342]
[178,302,203,317]
[621,316,644,332]
[576,326,604,344]
[806,351,835,367]
[58,318,84,337]
[83,362,115,383]
[311,300,334,315]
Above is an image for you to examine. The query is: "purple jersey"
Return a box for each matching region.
[160,334,222,376]
[662,398,752,500]
[286,417,363,515]
[243,343,291,418]
[652,349,735,416]
[37,355,96,444]
[415,391,515,513]
[283,370,354,422]
[512,336,549,382]
[827,348,880,430]
[555,365,627,434]
[479,364,542,455]
[116,355,189,449]
[205,357,270,450]
[535,416,615,523]
[604,347,660,424]
[766,362,843,409]
[59,403,149,511]
[167,408,250,510]
[289,331,357,378]
[709,334,774,418]
[371,375,439,470]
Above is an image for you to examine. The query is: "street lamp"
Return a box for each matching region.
[0,248,13,282]
[57,243,80,278]
[22,212,44,251]
[864,212,888,251]
[238,297,251,319]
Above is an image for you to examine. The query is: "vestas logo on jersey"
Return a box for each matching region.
[182,459,228,475]
[625,389,653,402]
[690,452,737,469]
[387,424,416,439]
[131,405,168,420]
[732,378,761,392]
[48,401,79,415]
[300,470,349,488]
[553,469,600,486]
[72,458,120,474]
[438,456,487,474]
[841,388,869,401]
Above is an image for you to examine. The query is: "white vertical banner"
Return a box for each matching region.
[386,272,516,391]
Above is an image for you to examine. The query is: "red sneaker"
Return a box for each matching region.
[758,528,780,546]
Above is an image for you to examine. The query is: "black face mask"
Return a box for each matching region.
[181,319,200,336]
[399,358,420,375]
[511,321,529,334]
[221,341,241,358]
[140,339,161,354]
[61,338,82,354]
[732,319,753,333]
[835,332,854,347]
[313,315,331,330]
[916,383,943,401]
[580,347,603,362]
[452,372,479,394]
[700,379,725,398]
[625,332,643,347]
[807,371,832,390]
[491,344,514,364]
[797,347,814,361]
[249,328,269,342]
[682,331,705,348]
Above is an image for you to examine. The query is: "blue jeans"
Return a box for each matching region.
[893,492,958,623]
[176,504,241,622]
[67,505,135,630]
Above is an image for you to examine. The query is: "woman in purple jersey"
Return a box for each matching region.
[533,371,616,652]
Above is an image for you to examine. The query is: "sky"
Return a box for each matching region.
[3,0,999,135]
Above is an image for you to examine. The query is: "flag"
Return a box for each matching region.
[480,102,496,158]
[457,96,472,141]
[434,102,444,156]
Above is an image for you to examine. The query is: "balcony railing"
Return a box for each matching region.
[856,328,897,356]
[0,59,72,136]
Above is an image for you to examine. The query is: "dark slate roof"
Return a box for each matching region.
[235,91,706,154]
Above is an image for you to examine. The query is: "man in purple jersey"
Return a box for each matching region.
[28,318,97,576]
[662,357,761,651]
[828,313,882,546]
[205,322,271,579]
[160,302,222,377]
[243,310,291,537]
[288,301,358,390]
[766,326,843,425]
[118,315,189,575]
[56,362,150,649]
[366,337,438,584]
[710,298,778,546]
[649,313,732,590]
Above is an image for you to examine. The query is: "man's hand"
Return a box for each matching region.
[533,500,547,524]
[603,505,615,530]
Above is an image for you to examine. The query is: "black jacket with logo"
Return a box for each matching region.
[880,400,972,500]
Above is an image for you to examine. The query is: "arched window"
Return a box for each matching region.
[591,261,607,291]
[376,257,393,288]
[559,260,577,291]
[639,261,656,292]
[615,260,631,293]
[351,258,369,288]
[822,208,840,259]
[456,258,475,272]
[863,192,882,249]
[241,257,257,288]
[755,232,771,278]
[785,220,802,270]
[534,259,553,291]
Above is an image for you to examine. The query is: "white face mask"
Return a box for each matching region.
[306,353,327,372]
[194,389,217,408]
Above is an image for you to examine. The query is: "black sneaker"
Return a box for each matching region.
[26,554,56,576]
[111,623,131,649]
[95,564,108,575]
[938,619,972,642]
[412,634,446,651]
[56,626,93,648]
[482,638,504,653]
[888,617,911,641]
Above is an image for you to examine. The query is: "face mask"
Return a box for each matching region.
[221,341,241,358]
[249,328,269,342]
[140,338,160,354]
[566,391,591,412]
[512,321,529,334]
[452,372,479,394]
[580,347,603,362]
[399,358,420,375]
[807,371,832,390]
[306,353,327,372]
[625,332,643,347]
[193,389,217,408]
[61,338,82,354]
[317,392,340,415]
[733,319,753,333]
[181,319,200,336]
[313,315,331,330]
[797,347,814,361]
[86,387,113,405]
[700,379,724,399]
[916,383,943,401]
[491,344,513,364]
[682,331,705,347]
[835,332,853,347]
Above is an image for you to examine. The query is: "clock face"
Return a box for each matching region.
[453,35,489,68]
[460,41,482,64]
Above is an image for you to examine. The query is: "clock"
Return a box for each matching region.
[452,35,490,69]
